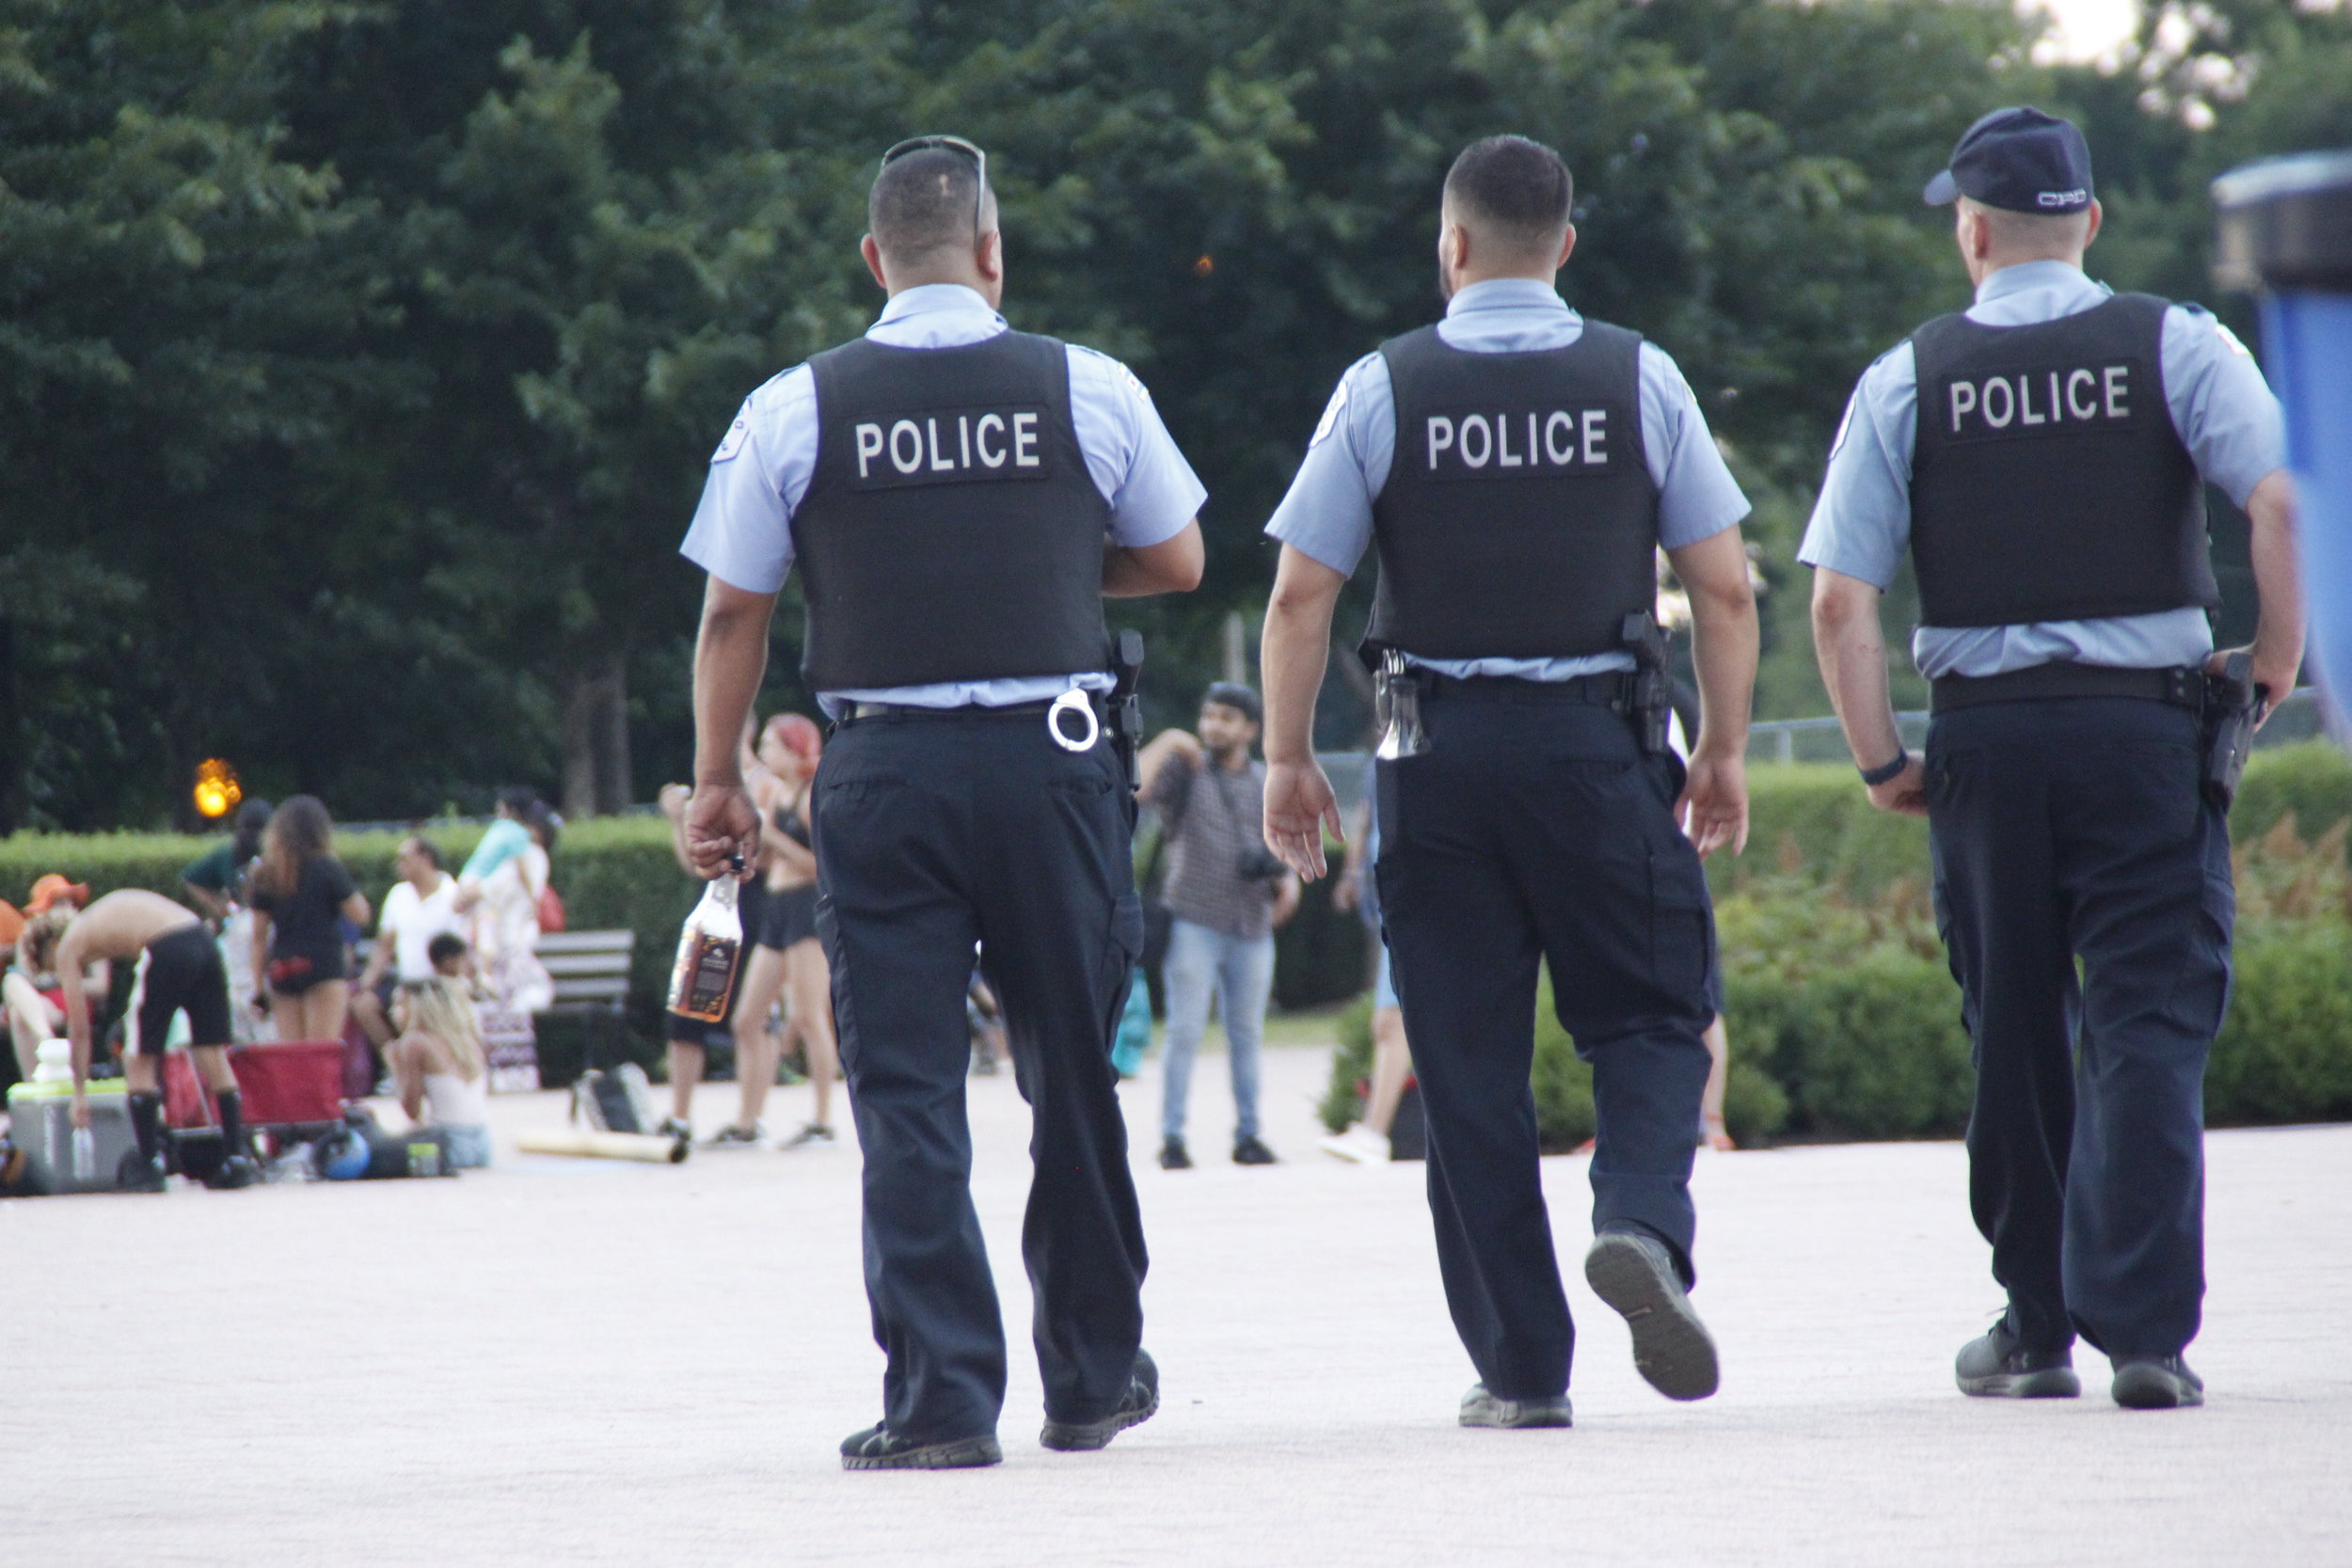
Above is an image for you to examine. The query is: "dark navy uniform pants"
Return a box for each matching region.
[1375,683,1716,1400]
[1926,696,2233,1359]
[813,709,1149,1443]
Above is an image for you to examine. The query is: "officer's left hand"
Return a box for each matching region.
[1677,750,1753,857]
[1864,756,1931,819]
[1264,761,1343,881]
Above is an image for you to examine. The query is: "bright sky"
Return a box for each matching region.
[2027,0,2143,63]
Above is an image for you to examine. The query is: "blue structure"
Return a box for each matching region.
[2215,152,2352,708]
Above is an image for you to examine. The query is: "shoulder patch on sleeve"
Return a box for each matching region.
[711,411,751,464]
[2213,321,2254,357]
[1121,364,1154,405]
[1310,379,1349,447]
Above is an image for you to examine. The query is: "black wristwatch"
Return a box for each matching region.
[1858,750,1912,787]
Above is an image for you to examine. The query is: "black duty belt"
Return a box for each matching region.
[1929,663,2204,715]
[834,691,1110,753]
[1420,671,1631,706]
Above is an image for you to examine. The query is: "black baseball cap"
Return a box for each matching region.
[1923,106,2094,214]
[1202,682,1263,722]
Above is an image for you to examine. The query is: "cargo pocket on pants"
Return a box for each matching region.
[1648,846,1713,1002]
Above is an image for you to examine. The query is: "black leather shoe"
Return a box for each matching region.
[1583,1227,1720,1401]
[117,1151,167,1194]
[1158,1137,1191,1170]
[838,1423,1002,1470]
[1458,1383,1573,1429]
[1232,1134,1277,1165]
[1041,1350,1159,1451]
[2111,1355,2203,1409]
[1955,1319,2079,1398]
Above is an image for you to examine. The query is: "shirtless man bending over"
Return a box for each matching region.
[62,890,258,1192]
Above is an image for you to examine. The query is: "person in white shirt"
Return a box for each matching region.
[353,835,463,1049]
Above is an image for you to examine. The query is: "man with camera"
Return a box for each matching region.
[1136,683,1298,1169]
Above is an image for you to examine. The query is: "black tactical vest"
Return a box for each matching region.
[1362,321,1659,665]
[795,331,1110,689]
[1908,293,2215,627]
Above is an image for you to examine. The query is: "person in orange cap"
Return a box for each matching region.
[24,875,90,915]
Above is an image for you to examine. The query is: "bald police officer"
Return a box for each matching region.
[1804,108,2303,1411]
[680,136,1207,1468]
[1260,135,1760,1427]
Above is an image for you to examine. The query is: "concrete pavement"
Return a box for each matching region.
[6,1037,2348,1567]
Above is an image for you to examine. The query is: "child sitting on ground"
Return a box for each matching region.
[387,941,493,1168]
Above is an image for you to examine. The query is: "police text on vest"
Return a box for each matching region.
[1944,365,2129,436]
[854,411,1043,479]
[1423,409,1609,471]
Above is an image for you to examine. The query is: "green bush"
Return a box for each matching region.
[1781,945,1974,1138]
[2209,920,2352,1124]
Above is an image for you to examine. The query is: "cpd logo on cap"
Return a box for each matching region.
[2036,188,2090,209]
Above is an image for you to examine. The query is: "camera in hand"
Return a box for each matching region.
[1235,844,1287,882]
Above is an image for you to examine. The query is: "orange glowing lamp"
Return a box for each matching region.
[193,759,242,820]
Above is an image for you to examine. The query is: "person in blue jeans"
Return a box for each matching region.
[1136,684,1298,1168]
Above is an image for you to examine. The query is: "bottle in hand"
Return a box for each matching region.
[667,874,744,1023]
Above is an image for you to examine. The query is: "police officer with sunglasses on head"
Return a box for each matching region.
[1259,135,1760,1431]
[679,135,1207,1470]
[1804,108,2303,1411]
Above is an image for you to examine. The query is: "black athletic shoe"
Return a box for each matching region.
[2111,1355,2203,1410]
[1041,1351,1159,1451]
[1159,1137,1192,1170]
[1232,1134,1278,1165]
[1458,1383,1573,1429]
[202,1154,260,1191]
[1955,1319,2080,1399]
[838,1423,1003,1471]
[1583,1227,1721,1402]
[117,1151,167,1194]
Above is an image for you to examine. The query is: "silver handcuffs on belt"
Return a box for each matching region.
[1047,689,1101,753]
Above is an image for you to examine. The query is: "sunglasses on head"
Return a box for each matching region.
[881,135,990,243]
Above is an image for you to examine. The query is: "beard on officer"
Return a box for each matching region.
[675,135,1207,1469]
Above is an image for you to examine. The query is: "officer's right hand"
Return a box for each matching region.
[684,783,761,880]
[1865,756,1931,818]
[1263,761,1343,881]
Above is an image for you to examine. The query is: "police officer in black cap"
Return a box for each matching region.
[1804,107,2303,1410]
[679,135,1207,1468]
[1260,135,1761,1428]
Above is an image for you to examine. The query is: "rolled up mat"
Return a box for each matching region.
[516,1128,690,1164]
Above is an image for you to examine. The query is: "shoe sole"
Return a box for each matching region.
[1584,1234,1721,1402]
[1041,1388,1160,1451]
[1958,1367,2081,1399]
[1318,1140,1375,1164]
[2111,1365,2202,1410]
[841,1434,1004,1470]
[1460,1399,1574,1429]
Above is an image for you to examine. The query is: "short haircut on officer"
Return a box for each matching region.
[1958,195,2090,256]
[869,147,995,264]
[1443,135,1575,259]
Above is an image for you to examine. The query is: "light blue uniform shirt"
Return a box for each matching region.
[1264,277,1752,678]
[680,284,1207,713]
[1799,260,2286,678]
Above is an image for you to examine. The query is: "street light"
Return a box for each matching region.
[193,758,242,820]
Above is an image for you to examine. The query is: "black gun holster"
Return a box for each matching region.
[2201,651,2264,810]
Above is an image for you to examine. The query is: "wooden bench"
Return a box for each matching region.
[535,928,638,1017]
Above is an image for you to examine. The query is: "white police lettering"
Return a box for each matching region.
[1422,408,1614,473]
[850,407,1049,482]
[2037,188,2090,209]
[1944,364,2133,436]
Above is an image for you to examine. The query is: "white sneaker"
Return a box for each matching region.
[1319,1125,1391,1164]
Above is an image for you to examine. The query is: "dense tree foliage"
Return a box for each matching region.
[3,0,2345,830]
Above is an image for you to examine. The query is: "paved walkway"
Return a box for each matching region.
[8,1039,2348,1566]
